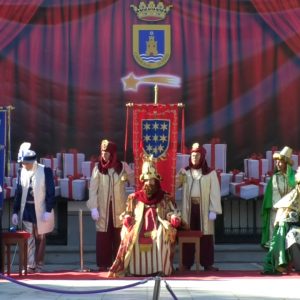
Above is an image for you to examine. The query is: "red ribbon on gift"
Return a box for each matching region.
[10,162,17,177]
[215,169,222,185]
[5,187,11,199]
[69,149,79,177]
[230,169,241,182]
[209,137,221,170]
[270,146,278,170]
[235,178,260,195]
[293,150,300,169]
[45,154,55,169]
[247,153,264,178]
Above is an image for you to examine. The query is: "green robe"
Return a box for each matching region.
[261,165,295,247]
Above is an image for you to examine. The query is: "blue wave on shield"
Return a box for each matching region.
[140,54,164,62]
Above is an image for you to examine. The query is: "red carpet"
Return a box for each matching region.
[2,270,300,281]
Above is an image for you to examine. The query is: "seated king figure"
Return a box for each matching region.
[107,156,181,277]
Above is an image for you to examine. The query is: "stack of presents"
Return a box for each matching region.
[3,143,300,201]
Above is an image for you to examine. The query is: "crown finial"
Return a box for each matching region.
[130,1,173,22]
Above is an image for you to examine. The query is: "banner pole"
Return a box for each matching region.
[77,209,90,272]
[6,106,14,178]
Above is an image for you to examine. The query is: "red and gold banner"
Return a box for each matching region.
[132,104,178,196]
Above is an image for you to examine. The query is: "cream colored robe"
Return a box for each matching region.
[176,168,222,235]
[19,163,55,235]
[87,162,134,232]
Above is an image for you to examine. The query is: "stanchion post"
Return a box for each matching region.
[152,276,161,300]
[77,209,90,272]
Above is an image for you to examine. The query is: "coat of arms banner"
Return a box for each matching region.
[132,103,178,196]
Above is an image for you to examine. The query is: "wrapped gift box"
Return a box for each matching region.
[81,161,97,178]
[60,178,86,200]
[261,174,271,184]
[8,162,19,177]
[203,143,227,172]
[266,149,278,172]
[230,182,259,200]
[229,171,244,183]
[176,153,190,173]
[62,153,85,178]
[219,173,231,197]
[4,177,17,189]
[55,186,61,197]
[40,157,58,170]
[3,186,15,199]
[244,158,268,179]
[259,182,267,195]
[291,154,299,171]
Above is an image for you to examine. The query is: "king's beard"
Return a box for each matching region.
[143,182,159,198]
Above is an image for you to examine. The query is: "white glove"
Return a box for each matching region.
[208,211,217,221]
[12,213,19,225]
[42,212,52,222]
[91,208,100,221]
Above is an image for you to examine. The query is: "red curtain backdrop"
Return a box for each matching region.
[132,104,178,195]
[0,0,300,170]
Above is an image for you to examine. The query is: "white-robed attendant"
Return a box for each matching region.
[176,142,222,271]
[11,142,55,273]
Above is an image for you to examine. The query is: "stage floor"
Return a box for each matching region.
[1,270,300,300]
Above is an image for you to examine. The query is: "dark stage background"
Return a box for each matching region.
[1,0,300,170]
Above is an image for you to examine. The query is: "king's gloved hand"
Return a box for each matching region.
[42,212,52,222]
[208,211,217,221]
[91,208,100,221]
[12,213,19,225]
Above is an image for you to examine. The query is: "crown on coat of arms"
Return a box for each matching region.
[130,1,173,21]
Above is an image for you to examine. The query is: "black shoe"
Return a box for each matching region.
[260,270,282,276]
[204,266,219,271]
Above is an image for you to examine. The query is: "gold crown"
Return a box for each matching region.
[140,155,161,181]
[130,1,173,21]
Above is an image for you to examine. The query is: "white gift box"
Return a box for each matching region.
[176,153,190,173]
[8,162,19,177]
[4,177,17,189]
[291,154,299,171]
[62,153,85,177]
[260,175,271,184]
[54,169,63,178]
[230,182,259,200]
[239,185,259,200]
[219,173,231,197]
[81,161,97,178]
[244,158,268,179]
[266,150,279,172]
[3,186,15,199]
[55,186,61,197]
[259,182,267,195]
[203,143,227,172]
[40,157,58,170]
[59,178,86,200]
[229,172,244,183]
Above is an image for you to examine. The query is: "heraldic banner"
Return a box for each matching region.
[132,104,178,196]
[0,110,7,209]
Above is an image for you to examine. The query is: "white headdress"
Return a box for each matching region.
[17,142,36,163]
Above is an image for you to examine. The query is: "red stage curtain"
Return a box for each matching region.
[132,104,179,195]
[0,0,42,51]
[251,0,300,55]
